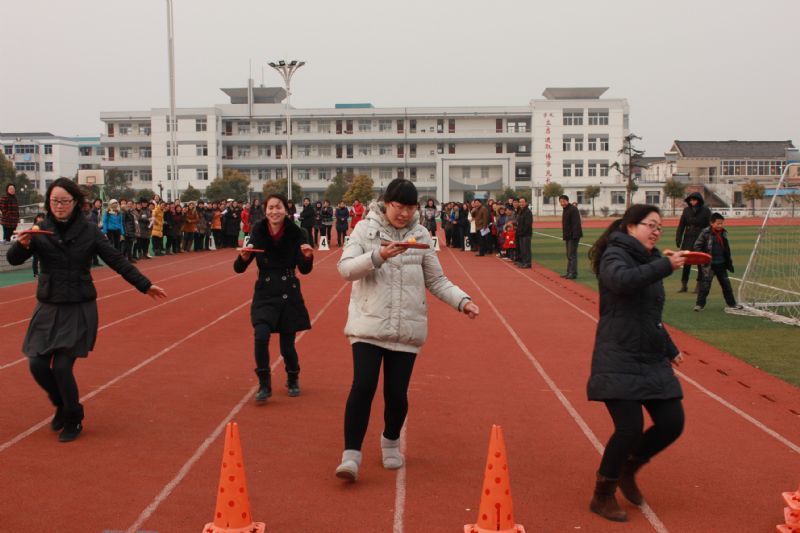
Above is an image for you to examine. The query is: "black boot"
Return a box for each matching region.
[59,404,84,443]
[254,368,272,403]
[287,371,300,397]
[50,405,64,432]
[692,282,700,294]
[590,473,627,522]
[619,457,647,505]
[677,282,688,293]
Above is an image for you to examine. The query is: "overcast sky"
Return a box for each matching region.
[2,0,797,154]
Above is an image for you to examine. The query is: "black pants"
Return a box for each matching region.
[322,225,332,243]
[517,235,532,266]
[2,225,16,241]
[193,232,204,252]
[599,398,684,478]
[336,226,347,246]
[697,264,737,307]
[343,342,417,450]
[123,237,135,260]
[254,324,299,373]
[681,264,703,285]
[137,237,150,257]
[152,235,163,255]
[312,226,320,246]
[565,238,579,276]
[28,352,81,415]
[182,232,195,252]
[106,230,122,251]
[212,229,223,248]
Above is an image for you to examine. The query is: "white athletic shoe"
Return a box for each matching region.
[381,435,404,469]
[335,449,362,481]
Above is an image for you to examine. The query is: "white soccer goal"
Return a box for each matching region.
[736,162,800,325]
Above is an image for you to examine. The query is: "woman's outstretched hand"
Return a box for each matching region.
[300,244,314,259]
[147,285,168,300]
[463,301,479,319]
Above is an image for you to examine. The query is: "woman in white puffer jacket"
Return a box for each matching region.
[335,178,479,481]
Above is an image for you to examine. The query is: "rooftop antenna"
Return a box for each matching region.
[261,66,265,87]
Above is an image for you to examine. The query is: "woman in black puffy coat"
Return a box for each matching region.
[7,178,167,443]
[586,204,688,522]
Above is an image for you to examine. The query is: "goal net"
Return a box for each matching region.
[735,163,800,325]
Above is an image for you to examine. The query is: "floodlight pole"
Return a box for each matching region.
[166,0,178,202]
[268,60,305,201]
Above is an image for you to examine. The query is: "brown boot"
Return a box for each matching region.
[590,473,628,522]
[618,457,647,505]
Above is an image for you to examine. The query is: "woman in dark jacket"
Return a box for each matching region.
[312,200,323,246]
[320,199,334,246]
[7,178,167,443]
[298,197,316,242]
[586,204,687,522]
[334,201,349,246]
[234,193,314,403]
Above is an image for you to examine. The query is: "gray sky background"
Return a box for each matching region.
[2,0,797,154]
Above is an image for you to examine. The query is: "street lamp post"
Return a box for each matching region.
[267,59,305,201]
[165,0,178,203]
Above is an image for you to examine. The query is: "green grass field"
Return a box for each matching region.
[532,226,800,387]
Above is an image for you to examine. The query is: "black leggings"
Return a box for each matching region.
[253,324,299,373]
[599,398,684,478]
[343,342,417,450]
[28,352,81,413]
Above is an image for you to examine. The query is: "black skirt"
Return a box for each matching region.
[22,301,98,358]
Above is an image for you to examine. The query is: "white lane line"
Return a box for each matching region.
[0,300,250,454]
[0,253,204,305]
[494,254,800,456]
[124,279,349,533]
[393,424,408,533]
[0,258,232,329]
[0,272,241,371]
[448,248,670,533]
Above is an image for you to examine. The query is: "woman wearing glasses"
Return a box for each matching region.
[335,178,479,481]
[586,204,688,521]
[7,178,167,443]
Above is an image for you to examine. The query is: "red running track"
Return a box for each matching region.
[0,243,798,532]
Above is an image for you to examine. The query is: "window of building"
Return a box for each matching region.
[196,118,207,132]
[166,119,176,132]
[379,144,392,156]
[141,125,151,136]
[140,170,152,181]
[481,167,489,179]
[574,136,583,151]
[600,137,609,151]
[409,120,417,133]
[358,144,372,156]
[317,120,331,133]
[587,137,597,151]
[576,191,585,204]
[563,136,571,151]
[257,121,271,134]
[119,123,132,135]
[562,111,583,126]
[448,143,456,154]
[45,162,53,172]
[297,145,311,157]
[646,191,660,204]
[3,145,11,155]
[408,144,415,158]
[496,143,503,154]
[296,120,311,133]
[237,146,250,158]
[588,110,609,125]
[257,145,271,157]
[397,120,404,133]
[346,145,353,159]
[463,167,471,179]
[140,147,152,158]
[15,145,35,154]
[276,120,286,134]
[410,167,417,181]
[379,119,392,132]
[298,169,310,181]
[79,146,92,156]
[588,163,597,177]
[258,168,271,181]
[437,143,444,154]
[319,169,330,181]
[196,144,207,156]
[238,121,250,134]
[397,168,405,179]
[496,118,503,133]
[574,163,584,177]
[436,119,444,133]
[611,191,626,205]
[120,147,130,159]
[600,163,609,177]
[196,168,208,180]
[563,163,572,177]
[275,168,284,180]
[379,168,392,181]
[318,145,331,157]
[44,145,52,155]
[448,119,455,133]
[358,120,372,132]
[16,162,37,171]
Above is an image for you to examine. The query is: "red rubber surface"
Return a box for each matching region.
[0,242,798,532]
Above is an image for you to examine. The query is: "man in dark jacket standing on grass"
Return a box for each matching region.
[560,194,583,279]
[515,197,533,268]
[675,192,711,293]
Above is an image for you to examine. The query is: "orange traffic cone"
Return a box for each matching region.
[202,422,266,533]
[785,486,800,510]
[778,488,800,532]
[464,425,526,533]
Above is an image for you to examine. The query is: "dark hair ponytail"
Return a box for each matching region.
[589,204,662,275]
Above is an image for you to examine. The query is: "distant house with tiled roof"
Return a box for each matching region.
[665,140,796,208]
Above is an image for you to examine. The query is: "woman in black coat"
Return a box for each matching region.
[298,197,316,240]
[7,178,167,443]
[586,204,687,522]
[675,192,711,292]
[234,193,314,403]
